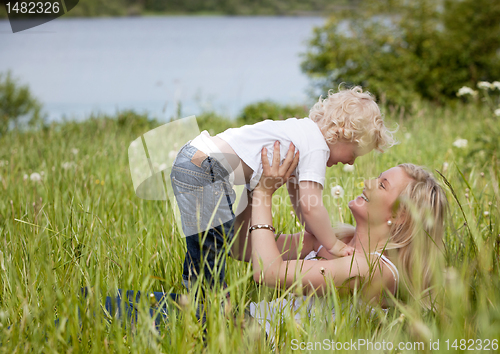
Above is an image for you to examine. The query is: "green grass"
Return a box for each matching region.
[0,103,499,353]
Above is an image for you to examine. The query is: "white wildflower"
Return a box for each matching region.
[71,148,79,155]
[404,132,411,140]
[61,162,76,170]
[484,211,490,217]
[457,86,478,97]
[23,174,28,181]
[158,163,168,171]
[168,150,177,160]
[442,162,449,173]
[477,81,492,90]
[331,185,345,199]
[343,164,355,172]
[494,108,500,117]
[493,81,500,90]
[30,172,42,182]
[452,138,468,148]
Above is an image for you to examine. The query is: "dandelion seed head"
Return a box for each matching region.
[71,148,79,155]
[23,174,28,181]
[343,164,355,172]
[484,211,490,217]
[30,172,42,182]
[168,150,177,160]
[62,162,76,170]
[158,163,168,171]
[452,138,468,148]
[331,185,344,199]
[494,108,500,117]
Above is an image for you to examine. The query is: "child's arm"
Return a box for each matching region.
[298,181,354,257]
[287,179,305,223]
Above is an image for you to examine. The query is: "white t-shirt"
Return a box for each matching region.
[217,118,330,190]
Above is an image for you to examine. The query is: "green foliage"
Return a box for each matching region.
[141,0,349,15]
[236,101,309,126]
[195,111,235,135]
[0,71,44,136]
[1,102,499,352]
[67,0,131,16]
[461,82,500,165]
[301,0,500,106]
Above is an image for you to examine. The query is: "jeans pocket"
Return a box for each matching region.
[171,176,204,228]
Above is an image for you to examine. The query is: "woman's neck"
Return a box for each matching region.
[349,224,390,254]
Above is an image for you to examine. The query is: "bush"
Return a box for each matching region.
[460,81,500,165]
[0,71,44,136]
[301,0,500,107]
[196,111,235,135]
[236,101,309,126]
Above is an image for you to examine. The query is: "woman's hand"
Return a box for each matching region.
[254,141,299,195]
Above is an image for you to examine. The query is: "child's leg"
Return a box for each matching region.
[171,144,236,290]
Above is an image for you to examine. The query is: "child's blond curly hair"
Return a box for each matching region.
[309,86,395,152]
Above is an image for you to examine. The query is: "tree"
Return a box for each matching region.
[301,0,500,106]
[0,71,44,136]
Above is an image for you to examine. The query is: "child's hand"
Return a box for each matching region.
[327,239,354,257]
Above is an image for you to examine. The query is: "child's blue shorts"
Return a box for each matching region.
[170,143,236,289]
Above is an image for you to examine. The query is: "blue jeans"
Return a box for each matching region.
[170,143,236,289]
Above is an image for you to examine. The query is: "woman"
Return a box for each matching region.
[96,143,447,331]
[242,142,448,330]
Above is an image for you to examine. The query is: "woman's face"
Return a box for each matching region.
[348,167,413,225]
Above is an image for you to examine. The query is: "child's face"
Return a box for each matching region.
[326,141,371,167]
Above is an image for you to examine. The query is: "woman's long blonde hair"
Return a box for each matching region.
[384,163,448,309]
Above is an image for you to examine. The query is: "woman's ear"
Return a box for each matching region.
[391,198,407,227]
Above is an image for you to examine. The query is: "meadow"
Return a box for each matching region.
[0,95,499,353]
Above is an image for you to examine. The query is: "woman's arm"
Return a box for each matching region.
[250,142,382,295]
[251,187,369,295]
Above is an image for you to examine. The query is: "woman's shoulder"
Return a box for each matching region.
[319,253,396,290]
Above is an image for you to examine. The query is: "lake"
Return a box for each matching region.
[0,16,326,122]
